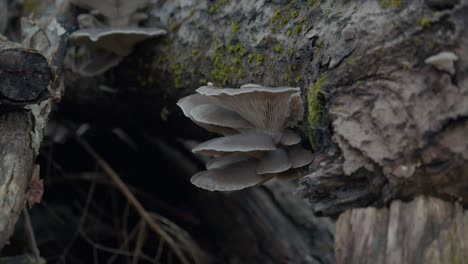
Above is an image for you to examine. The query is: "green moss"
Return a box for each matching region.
[308,0,316,6]
[294,25,302,34]
[228,43,248,58]
[256,54,264,65]
[23,0,38,14]
[208,0,227,14]
[247,54,255,63]
[274,44,283,53]
[419,17,431,28]
[287,30,292,36]
[232,24,240,33]
[314,40,325,53]
[381,0,401,9]
[307,74,327,147]
[289,10,299,18]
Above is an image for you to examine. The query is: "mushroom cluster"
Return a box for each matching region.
[177,84,313,191]
[68,0,166,76]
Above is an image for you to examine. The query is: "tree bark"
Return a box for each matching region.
[335,196,468,264]
[0,0,72,248]
[0,40,52,249]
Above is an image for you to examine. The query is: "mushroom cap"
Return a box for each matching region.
[287,144,313,168]
[190,104,253,130]
[191,160,271,191]
[279,129,302,146]
[424,51,459,75]
[196,85,303,132]
[256,149,292,174]
[177,94,213,118]
[177,94,237,135]
[196,85,300,96]
[70,0,149,26]
[206,152,251,170]
[192,130,276,156]
[71,27,167,55]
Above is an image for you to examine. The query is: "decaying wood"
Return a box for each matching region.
[0,38,53,249]
[0,0,71,248]
[335,196,468,264]
[194,181,335,264]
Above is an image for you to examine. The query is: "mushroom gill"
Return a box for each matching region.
[177,84,313,191]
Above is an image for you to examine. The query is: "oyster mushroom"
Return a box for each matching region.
[68,0,166,75]
[177,84,313,191]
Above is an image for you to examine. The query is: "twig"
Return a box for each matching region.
[74,135,191,264]
[60,181,96,260]
[132,220,146,264]
[23,208,41,263]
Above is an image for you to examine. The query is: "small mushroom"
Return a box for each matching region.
[68,0,166,75]
[424,51,458,75]
[177,84,314,191]
[70,0,149,26]
[71,27,166,56]
[192,130,276,156]
[191,160,271,191]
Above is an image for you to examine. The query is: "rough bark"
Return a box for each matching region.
[0,0,71,248]
[335,196,468,264]
[0,39,53,248]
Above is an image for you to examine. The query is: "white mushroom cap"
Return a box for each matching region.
[279,129,302,146]
[286,144,313,168]
[206,152,251,170]
[177,94,237,135]
[196,85,303,132]
[256,149,292,174]
[190,104,253,130]
[197,85,300,96]
[191,160,271,191]
[424,51,458,75]
[192,130,276,156]
[70,0,149,26]
[71,27,167,55]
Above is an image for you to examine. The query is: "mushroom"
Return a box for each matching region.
[424,51,458,75]
[67,0,166,75]
[177,84,314,191]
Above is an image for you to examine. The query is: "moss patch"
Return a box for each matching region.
[307,74,327,148]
